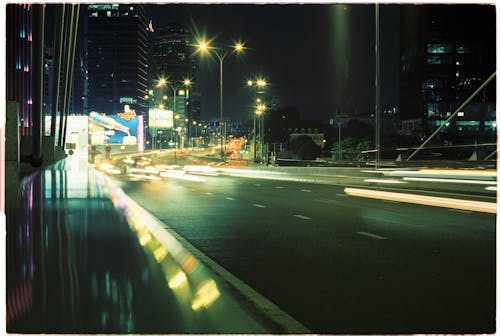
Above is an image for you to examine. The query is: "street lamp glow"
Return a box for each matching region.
[256,79,267,87]
[183,79,192,86]
[157,77,167,88]
[197,40,210,53]
[234,42,244,52]
[247,80,253,86]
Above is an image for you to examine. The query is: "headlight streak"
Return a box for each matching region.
[383,169,497,181]
[364,179,407,184]
[159,171,206,182]
[402,177,497,185]
[344,187,496,214]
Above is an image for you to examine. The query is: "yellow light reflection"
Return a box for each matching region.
[153,246,168,262]
[191,280,220,311]
[139,232,152,246]
[344,187,496,214]
[168,270,188,289]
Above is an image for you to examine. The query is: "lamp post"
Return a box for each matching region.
[196,39,245,161]
[331,118,342,161]
[156,77,191,149]
[255,102,266,163]
[246,78,267,162]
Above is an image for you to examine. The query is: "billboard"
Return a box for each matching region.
[89,106,140,148]
[149,108,173,134]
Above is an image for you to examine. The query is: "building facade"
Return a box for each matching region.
[6,4,33,136]
[400,4,496,144]
[86,4,148,116]
[149,22,197,146]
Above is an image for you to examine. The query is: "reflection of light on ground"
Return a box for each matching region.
[153,246,168,262]
[168,270,188,289]
[344,187,496,214]
[191,280,220,311]
[139,232,152,246]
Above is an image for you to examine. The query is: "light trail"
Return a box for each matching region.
[344,187,496,214]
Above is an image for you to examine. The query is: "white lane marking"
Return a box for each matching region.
[336,194,347,197]
[253,204,266,208]
[190,188,197,192]
[225,197,235,201]
[301,189,312,193]
[275,186,285,189]
[448,208,473,214]
[357,231,387,240]
[254,184,261,187]
[485,186,497,191]
[294,214,312,220]
[205,192,213,195]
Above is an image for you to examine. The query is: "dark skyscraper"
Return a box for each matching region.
[150,22,197,117]
[86,4,148,116]
[399,4,496,143]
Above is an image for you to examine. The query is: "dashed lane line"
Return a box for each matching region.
[253,204,266,208]
[357,231,387,240]
[294,214,312,220]
[225,197,235,201]
[301,189,312,193]
[275,186,285,189]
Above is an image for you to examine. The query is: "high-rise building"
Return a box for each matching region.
[6,4,33,136]
[86,4,148,116]
[399,4,496,143]
[149,22,197,147]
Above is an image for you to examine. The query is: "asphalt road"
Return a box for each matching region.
[115,173,496,334]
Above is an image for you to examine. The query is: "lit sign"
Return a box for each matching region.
[119,97,137,104]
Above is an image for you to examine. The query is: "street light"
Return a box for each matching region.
[196,38,245,161]
[156,77,192,148]
[246,78,267,162]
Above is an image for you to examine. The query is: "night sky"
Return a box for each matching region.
[147,4,401,123]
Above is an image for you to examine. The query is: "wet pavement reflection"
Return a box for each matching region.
[6,157,273,333]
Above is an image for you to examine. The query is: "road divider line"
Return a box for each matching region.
[293,214,312,220]
[205,192,213,195]
[344,187,497,214]
[357,231,387,240]
[225,197,235,201]
[301,189,312,193]
[253,204,266,208]
[275,186,285,189]
[335,194,347,197]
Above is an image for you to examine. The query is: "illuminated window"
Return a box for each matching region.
[106,11,111,17]
[426,43,453,54]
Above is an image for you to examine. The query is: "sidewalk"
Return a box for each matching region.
[5,156,304,333]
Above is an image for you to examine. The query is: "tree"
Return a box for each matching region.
[331,137,373,161]
[281,135,321,160]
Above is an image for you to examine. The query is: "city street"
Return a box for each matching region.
[115,173,496,334]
